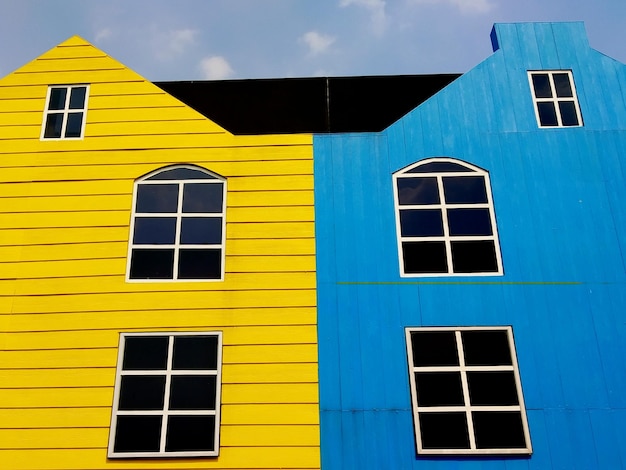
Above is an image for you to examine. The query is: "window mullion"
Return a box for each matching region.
[548,73,564,127]
[159,336,175,453]
[172,183,184,280]
[59,88,70,138]
[439,175,454,274]
[456,331,476,450]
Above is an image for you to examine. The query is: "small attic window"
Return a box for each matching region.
[41,85,89,139]
[528,71,582,128]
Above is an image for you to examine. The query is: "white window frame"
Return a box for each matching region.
[40,84,89,140]
[405,326,532,455]
[528,70,583,128]
[392,158,503,277]
[108,331,223,458]
[126,164,227,282]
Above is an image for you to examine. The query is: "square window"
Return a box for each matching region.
[405,326,532,455]
[41,85,89,139]
[528,71,582,128]
[108,332,222,458]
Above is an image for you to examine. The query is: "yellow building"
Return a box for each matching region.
[0,37,319,469]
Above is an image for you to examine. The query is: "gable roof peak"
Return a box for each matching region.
[56,35,93,47]
[490,21,589,53]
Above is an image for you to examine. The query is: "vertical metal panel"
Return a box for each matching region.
[589,409,626,469]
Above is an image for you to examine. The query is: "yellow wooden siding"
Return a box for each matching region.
[0,447,320,469]
[1,344,318,368]
[5,308,316,332]
[0,272,315,294]
[0,383,318,408]
[0,424,320,448]
[0,37,319,469]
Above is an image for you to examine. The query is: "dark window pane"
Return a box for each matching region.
[402,241,448,274]
[122,336,169,370]
[400,209,444,237]
[416,372,464,406]
[462,330,512,366]
[178,249,221,279]
[559,101,580,126]
[406,162,473,173]
[48,88,67,110]
[147,168,216,180]
[537,102,558,126]
[43,114,63,138]
[397,177,439,205]
[443,176,488,204]
[119,375,166,410]
[182,183,224,213]
[129,249,174,279]
[450,240,498,273]
[165,416,216,452]
[136,184,179,213]
[447,208,493,236]
[531,74,552,98]
[69,87,87,108]
[411,331,459,367]
[173,335,219,370]
[467,371,519,406]
[64,113,83,138]
[170,376,217,410]
[473,411,527,449]
[114,415,162,453]
[133,217,177,244]
[180,217,222,245]
[553,73,573,97]
[419,412,470,449]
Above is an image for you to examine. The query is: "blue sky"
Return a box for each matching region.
[1,0,625,81]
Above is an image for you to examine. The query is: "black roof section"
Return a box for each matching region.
[155,74,460,135]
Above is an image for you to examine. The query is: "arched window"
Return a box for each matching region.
[393,158,502,276]
[127,165,226,281]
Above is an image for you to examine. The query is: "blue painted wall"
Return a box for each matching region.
[314,22,626,469]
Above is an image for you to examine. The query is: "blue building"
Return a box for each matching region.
[314,22,626,469]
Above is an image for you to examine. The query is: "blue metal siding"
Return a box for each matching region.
[315,22,626,469]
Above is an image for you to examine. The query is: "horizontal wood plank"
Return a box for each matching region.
[0,344,317,369]
[1,254,315,279]
[0,424,320,449]
[0,383,318,409]
[0,159,313,183]
[0,146,311,168]
[3,307,316,332]
[0,363,317,388]
[7,289,316,314]
[0,191,312,213]
[0,238,314,262]
[3,325,318,349]
[0,404,319,428]
[0,446,320,469]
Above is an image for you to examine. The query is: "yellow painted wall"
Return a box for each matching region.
[0,37,319,469]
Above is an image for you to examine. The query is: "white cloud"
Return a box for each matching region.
[95,28,112,43]
[300,31,336,55]
[340,0,388,35]
[409,0,494,14]
[154,28,198,60]
[199,56,234,80]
